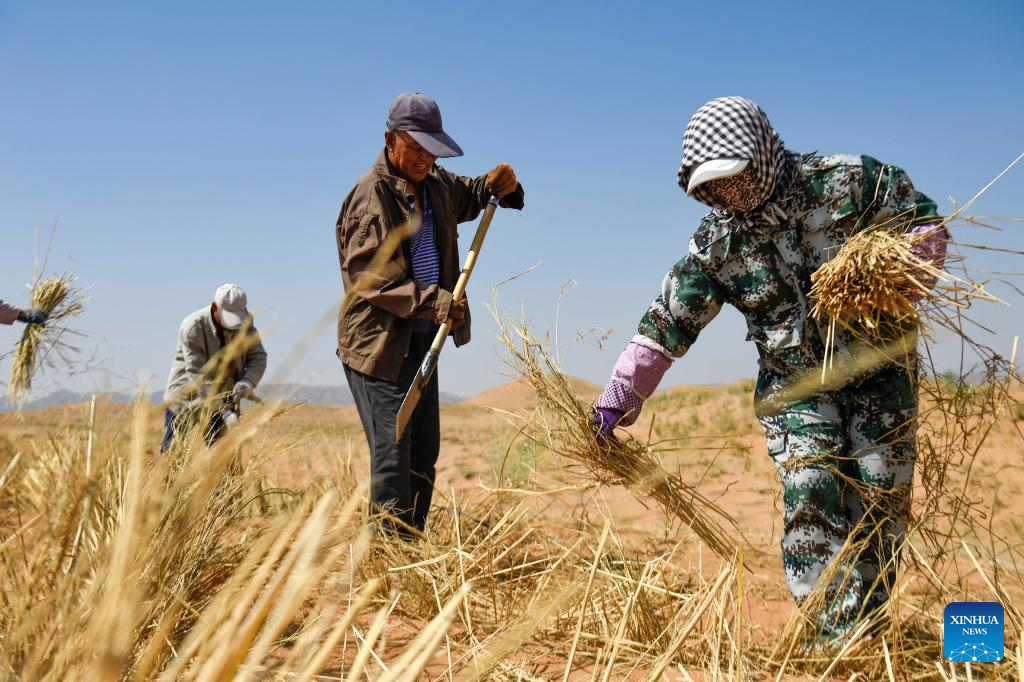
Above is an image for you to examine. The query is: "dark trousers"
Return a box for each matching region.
[160,406,232,453]
[344,333,440,536]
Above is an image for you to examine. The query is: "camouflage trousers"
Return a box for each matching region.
[756,362,917,639]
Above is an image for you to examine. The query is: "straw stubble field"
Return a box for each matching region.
[1,370,1021,680]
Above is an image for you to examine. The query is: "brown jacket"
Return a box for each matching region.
[336,150,524,381]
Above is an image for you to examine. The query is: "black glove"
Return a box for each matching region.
[17,308,48,325]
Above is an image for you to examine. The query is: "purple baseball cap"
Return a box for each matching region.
[386,92,464,158]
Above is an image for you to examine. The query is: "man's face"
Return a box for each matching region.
[702,164,763,213]
[385,131,437,183]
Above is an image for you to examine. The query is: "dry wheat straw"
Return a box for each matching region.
[7,274,85,406]
[492,309,744,561]
[2,217,1023,679]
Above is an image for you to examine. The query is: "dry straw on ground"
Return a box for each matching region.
[7,274,85,406]
[2,159,1023,677]
[1,322,1022,678]
[0,389,479,681]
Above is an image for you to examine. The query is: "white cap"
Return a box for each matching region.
[214,283,248,330]
[686,158,750,194]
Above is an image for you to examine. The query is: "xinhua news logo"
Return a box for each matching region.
[944,602,1004,663]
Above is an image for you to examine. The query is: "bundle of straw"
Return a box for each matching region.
[809,152,1024,340]
[809,226,940,337]
[807,226,943,379]
[808,220,1004,382]
[495,312,743,560]
[7,274,85,406]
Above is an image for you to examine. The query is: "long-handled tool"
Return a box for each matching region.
[395,195,500,442]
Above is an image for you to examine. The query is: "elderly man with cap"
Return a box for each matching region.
[592,96,949,647]
[0,298,48,326]
[161,283,267,453]
[335,92,524,538]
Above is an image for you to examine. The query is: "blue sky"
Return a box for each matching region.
[1,1,1022,399]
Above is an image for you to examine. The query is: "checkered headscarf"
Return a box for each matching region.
[677,96,796,225]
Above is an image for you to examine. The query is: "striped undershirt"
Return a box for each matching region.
[409,192,440,333]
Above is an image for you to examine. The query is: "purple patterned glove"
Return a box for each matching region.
[595,337,674,427]
[906,223,950,301]
[592,407,623,446]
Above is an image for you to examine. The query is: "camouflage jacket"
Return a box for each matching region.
[639,154,939,384]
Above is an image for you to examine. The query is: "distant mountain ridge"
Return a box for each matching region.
[0,383,464,411]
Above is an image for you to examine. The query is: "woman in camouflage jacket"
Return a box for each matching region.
[594,96,948,644]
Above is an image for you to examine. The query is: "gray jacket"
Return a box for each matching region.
[164,306,267,404]
[0,299,22,325]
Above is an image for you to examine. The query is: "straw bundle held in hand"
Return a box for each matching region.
[808,220,1003,379]
[495,313,742,560]
[808,224,950,379]
[809,226,940,338]
[808,153,1024,342]
[7,275,85,406]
